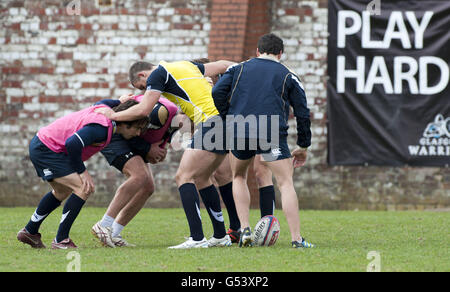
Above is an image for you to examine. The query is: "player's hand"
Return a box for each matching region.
[79,170,95,196]
[94,107,115,120]
[119,93,134,103]
[205,76,214,87]
[147,140,168,164]
[292,147,308,168]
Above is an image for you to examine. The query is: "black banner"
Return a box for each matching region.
[327,0,450,166]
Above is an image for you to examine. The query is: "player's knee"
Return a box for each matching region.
[213,170,231,186]
[175,169,193,186]
[142,179,155,195]
[193,173,211,189]
[71,187,91,200]
[255,170,272,187]
[232,172,247,181]
[275,176,293,190]
[175,170,183,186]
[52,189,72,201]
[82,191,93,200]
[134,173,155,195]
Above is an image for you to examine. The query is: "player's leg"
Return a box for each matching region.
[104,156,153,221]
[265,158,314,248]
[229,154,254,231]
[170,148,228,248]
[94,155,153,247]
[213,155,241,242]
[190,150,232,246]
[50,172,95,249]
[112,160,154,246]
[253,154,276,217]
[112,138,156,240]
[169,149,207,248]
[93,135,151,247]
[229,153,254,247]
[17,183,69,248]
[265,158,299,240]
[18,136,80,249]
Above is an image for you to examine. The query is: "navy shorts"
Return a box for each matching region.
[101,134,151,172]
[190,116,228,155]
[29,135,76,181]
[230,135,292,161]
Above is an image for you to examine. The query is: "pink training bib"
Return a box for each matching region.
[37,104,114,161]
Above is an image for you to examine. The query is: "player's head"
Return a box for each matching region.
[257,33,284,58]
[129,61,155,91]
[112,100,150,139]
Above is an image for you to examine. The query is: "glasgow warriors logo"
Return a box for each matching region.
[423,114,450,139]
[408,114,450,156]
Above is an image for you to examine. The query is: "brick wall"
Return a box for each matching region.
[0,0,448,210]
[208,0,271,62]
[0,0,211,207]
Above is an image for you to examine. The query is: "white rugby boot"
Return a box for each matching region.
[207,235,232,247]
[91,221,115,248]
[167,237,209,249]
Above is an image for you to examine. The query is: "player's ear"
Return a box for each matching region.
[256,48,261,57]
[276,51,282,60]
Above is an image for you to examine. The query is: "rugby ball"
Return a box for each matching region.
[252,215,280,246]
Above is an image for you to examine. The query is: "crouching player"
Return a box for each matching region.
[92,95,181,248]
[17,100,149,249]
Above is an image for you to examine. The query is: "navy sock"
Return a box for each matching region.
[56,194,85,243]
[25,191,61,234]
[179,183,204,241]
[259,185,276,218]
[199,185,226,239]
[218,182,240,231]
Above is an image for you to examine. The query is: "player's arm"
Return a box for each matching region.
[286,74,311,167]
[104,67,168,121]
[65,124,109,174]
[287,74,311,149]
[65,123,108,193]
[95,90,160,121]
[211,66,235,117]
[94,93,136,108]
[94,99,121,108]
[204,60,236,77]
[109,90,160,122]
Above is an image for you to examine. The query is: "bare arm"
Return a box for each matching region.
[97,90,161,121]
[203,60,236,77]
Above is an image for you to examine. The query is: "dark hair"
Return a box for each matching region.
[257,33,284,55]
[191,58,210,64]
[113,100,149,129]
[129,61,155,85]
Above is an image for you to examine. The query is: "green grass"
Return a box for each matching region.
[1,207,449,272]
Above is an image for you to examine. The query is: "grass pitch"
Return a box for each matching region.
[1,207,449,272]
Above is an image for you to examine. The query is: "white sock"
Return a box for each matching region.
[112,221,124,238]
[100,214,114,228]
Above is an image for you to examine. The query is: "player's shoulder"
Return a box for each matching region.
[153,62,169,74]
[279,63,304,86]
[147,63,169,88]
[224,60,246,73]
[279,62,298,77]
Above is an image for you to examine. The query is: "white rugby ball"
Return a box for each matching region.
[252,215,280,246]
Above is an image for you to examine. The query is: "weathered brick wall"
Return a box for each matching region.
[0,0,448,210]
[0,0,211,207]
